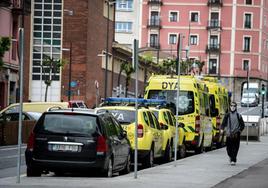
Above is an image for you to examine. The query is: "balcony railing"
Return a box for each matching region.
[207,0,223,6]
[147,0,163,6]
[206,44,221,53]
[207,20,222,30]
[0,0,11,7]
[147,19,161,29]
[148,42,160,49]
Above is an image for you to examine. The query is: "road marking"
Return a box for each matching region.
[0,146,26,151]
[0,154,25,159]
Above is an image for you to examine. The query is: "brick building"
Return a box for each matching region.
[141,0,268,101]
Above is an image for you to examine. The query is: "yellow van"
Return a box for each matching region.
[144,75,213,153]
[96,104,164,168]
[0,102,69,114]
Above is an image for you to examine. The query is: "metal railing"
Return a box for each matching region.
[207,20,221,29]
[207,0,223,6]
[206,44,221,53]
[147,0,163,6]
[147,19,161,28]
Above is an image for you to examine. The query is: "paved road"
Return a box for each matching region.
[0,135,267,188]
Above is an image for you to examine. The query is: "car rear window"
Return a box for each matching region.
[34,113,98,136]
[97,109,135,124]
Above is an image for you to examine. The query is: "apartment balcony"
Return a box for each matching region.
[11,0,31,15]
[147,0,163,6]
[0,0,11,7]
[147,19,162,29]
[206,44,221,53]
[148,42,160,49]
[207,0,223,6]
[207,20,222,30]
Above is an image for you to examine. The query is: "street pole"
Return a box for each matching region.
[133,39,138,179]
[16,28,24,184]
[246,67,249,145]
[104,1,110,99]
[174,33,182,165]
[262,84,265,118]
[68,42,72,101]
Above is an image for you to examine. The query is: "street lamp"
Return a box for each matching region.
[63,9,74,101]
[62,43,72,101]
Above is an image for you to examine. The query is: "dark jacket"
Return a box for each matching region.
[221,112,245,136]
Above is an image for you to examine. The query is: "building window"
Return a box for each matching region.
[245,0,252,5]
[244,13,252,29]
[115,22,132,32]
[150,34,159,48]
[190,35,198,45]
[266,40,268,49]
[264,16,267,26]
[169,34,177,44]
[243,37,251,52]
[116,0,133,11]
[243,60,250,71]
[32,0,62,81]
[209,59,217,74]
[169,12,178,22]
[190,12,199,22]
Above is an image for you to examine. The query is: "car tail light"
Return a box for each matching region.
[195,115,201,133]
[138,124,144,138]
[97,135,107,153]
[27,132,35,151]
[216,116,221,129]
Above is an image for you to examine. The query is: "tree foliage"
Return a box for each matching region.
[0,37,11,68]
[120,62,134,97]
[42,55,66,101]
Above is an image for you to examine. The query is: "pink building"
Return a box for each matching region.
[141,0,268,101]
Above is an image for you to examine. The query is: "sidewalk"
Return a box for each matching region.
[0,135,268,188]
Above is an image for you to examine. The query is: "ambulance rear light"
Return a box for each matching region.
[216,116,221,128]
[138,124,144,138]
[195,115,201,133]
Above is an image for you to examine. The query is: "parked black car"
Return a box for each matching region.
[25,109,131,177]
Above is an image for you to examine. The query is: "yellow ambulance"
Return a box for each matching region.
[144,75,213,153]
[201,77,229,147]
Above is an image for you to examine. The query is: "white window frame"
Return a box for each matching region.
[244,12,253,29]
[168,33,178,45]
[115,22,133,33]
[190,34,199,45]
[242,59,251,71]
[116,0,133,11]
[243,35,252,52]
[189,11,200,23]
[169,11,179,22]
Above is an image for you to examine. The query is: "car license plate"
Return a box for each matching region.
[50,144,79,152]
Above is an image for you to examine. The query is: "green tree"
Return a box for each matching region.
[0,37,11,68]
[141,52,153,91]
[42,55,66,102]
[120,62,134,97]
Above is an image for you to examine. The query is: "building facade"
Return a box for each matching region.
[141,0,268,101]
[0,0,24,109]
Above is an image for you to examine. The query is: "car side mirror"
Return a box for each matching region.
[161,124,169,130]
[178,122,185,128]
[122,130,127,138]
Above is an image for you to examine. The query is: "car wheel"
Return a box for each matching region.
[104,158,113,178]
[119,153,131,175]
[143,149,154,168]
[27,167,41,177]
[164,143,172,162]
[178,143,186,159]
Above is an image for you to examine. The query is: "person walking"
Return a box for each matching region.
[221,102,245,165]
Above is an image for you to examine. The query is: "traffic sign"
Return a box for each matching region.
[70,81,77,88]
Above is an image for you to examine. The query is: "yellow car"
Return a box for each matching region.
[96,105,164,168]
[150,107,186,160]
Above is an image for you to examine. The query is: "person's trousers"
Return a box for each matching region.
[226,132,241,162]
